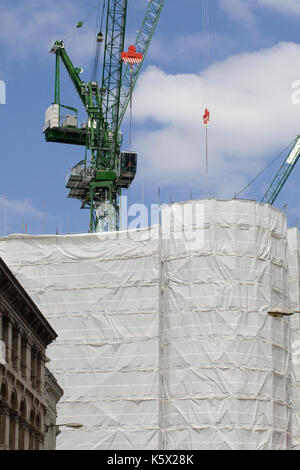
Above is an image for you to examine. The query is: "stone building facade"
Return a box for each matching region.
[0,257,62,450]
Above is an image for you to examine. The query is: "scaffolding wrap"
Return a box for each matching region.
[0,200,299,450]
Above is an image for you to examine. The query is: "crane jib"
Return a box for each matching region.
[261,135,300,205]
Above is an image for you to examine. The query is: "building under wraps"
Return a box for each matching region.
[0,199,299,450]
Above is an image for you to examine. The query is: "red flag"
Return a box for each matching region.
[203,108,210,125]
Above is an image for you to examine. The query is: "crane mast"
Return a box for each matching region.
[89,0,128,232]
[43,0,166,233]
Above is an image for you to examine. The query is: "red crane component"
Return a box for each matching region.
[121,45,143,67]
[203,108,210,125]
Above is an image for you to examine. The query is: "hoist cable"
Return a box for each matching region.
[202,0,210,196]
[91,0,106,82]
[91,0,105,81]
[129,68,133,146]
[56,3,99,44]
[201,0,210,69]
[235,137,298,199]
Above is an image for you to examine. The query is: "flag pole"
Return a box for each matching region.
[129,66,133,146]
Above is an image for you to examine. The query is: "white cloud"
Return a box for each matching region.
[132,42,300,196]
[220,0,300,23]
[2,0,103,64]
[145,31,237,70]
[0,195,54,234]
[0,195,46,219]
[257,0,300,16]
[2,0,153,66]
[219,0,256,27]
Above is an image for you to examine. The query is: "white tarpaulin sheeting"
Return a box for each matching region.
[0,199,299,450]
[287,228,300,450]
[161,200,291,450]
[0,226,161,450]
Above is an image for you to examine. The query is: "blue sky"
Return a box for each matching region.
[1,0,300,234]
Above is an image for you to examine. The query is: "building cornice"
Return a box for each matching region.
[0,257,56,346]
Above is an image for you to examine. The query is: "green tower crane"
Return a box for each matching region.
[43,0,166,232]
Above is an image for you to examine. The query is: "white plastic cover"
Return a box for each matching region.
[0,227,161,450]
[0,199,298,450]
[161,199,291,450]
[287,228,300,449]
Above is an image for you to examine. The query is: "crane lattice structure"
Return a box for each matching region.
[261,135,300,205]
[43,0,165,232]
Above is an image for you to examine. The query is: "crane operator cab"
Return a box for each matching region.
[116,151,137,189]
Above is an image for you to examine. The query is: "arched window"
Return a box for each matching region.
[0,382,8,403]
[31,348,38,390]
[35,413,41,431]
[10,391,18,411]
[21,337,27,378]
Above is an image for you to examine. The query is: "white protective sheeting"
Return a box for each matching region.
[0,227,161,450]
[0,199,298,450]
[287,228,300,449]
[161,199,291,450]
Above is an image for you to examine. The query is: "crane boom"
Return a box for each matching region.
[118,0,166,127]
[261,136,300,205]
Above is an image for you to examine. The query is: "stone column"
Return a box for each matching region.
[35,432,44,450]
[31,348,37,390]
[18,420,25,450]
[29,429,35,450]
[9,412,19,450]
[0,404,10,450]
[19,421,30,450]
[21,338,31,383]
[36,353,45,394]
